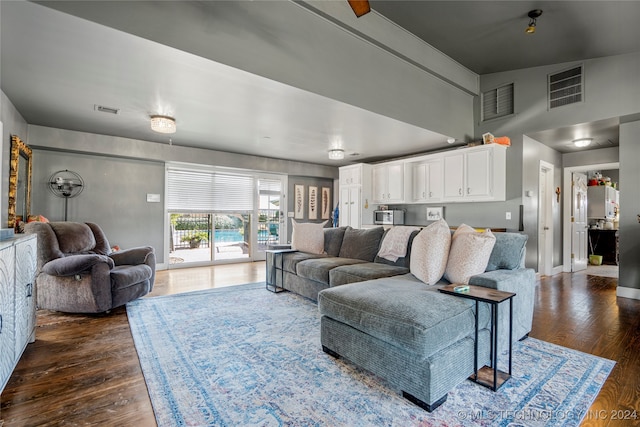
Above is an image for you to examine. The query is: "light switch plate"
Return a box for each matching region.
[146,193,161,203]
[506,212,511,220]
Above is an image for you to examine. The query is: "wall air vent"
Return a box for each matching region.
[548,65,583,109]
[481,83,514,122]
[94,104,120,115]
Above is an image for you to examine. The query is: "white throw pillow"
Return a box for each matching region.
[409,219,451,285]
[444,224,496,285]
[290,220,327,254]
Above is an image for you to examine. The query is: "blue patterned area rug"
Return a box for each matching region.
[127,283,614,427]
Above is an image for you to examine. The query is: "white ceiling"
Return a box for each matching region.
[1,1,636,166]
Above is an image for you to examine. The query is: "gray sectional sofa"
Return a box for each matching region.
[271,225,536,412]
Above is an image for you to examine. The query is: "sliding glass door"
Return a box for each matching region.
[166,165,286,266]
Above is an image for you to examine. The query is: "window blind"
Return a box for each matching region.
[167,168,254,212]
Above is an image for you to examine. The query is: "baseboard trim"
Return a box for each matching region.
[552,265,564,276]
[616,286,640,301]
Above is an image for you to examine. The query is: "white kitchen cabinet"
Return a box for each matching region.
[372,162,404,203]
[0,234,37,394]
[442,144,506,202]
[587,185,618,219]
[339,164,372,228]
[412,158,443,203]
[339,165,361,186]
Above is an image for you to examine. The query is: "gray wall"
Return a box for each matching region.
[23,126,338,265]
[521,136,563,269]
[32,149,165,262]
[1,91,29,227]
[474,53,638,271]
[286,176,334,243]
[619,118,640,292]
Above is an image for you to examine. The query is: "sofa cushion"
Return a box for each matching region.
[111,264,153,291]
[486,232,528,271]
[50,222,97,254]
[291,220,327,254]
[338,227,385,262]
[296,257,367,285]
[375,227,420,267]
[42,254,115,276]
[282,251,327,274]
[409,219,451,285]
[329,263,409,287]
[444,224,496,285]
[324,227,347,257]
[318,278,475,358]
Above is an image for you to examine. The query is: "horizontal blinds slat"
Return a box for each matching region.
[167,169,254,212]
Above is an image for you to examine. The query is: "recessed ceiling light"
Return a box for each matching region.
[150,115,176,134]
[573,138,593,148]
[328,149,345,160]
[447,138,456,144]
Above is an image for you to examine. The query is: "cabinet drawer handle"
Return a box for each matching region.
[429,191,433,198]
[0,314,3,334]
[387,193,391,199]
[467,187,471,194]
[27,282,33,298]
[458,188,462,195]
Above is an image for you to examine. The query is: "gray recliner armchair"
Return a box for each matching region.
[25,221,156,313]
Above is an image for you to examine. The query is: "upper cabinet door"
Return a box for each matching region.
[412,163,427,202]
[386,163,404,203]
[466,148,492,197]
[426,158,443,201]
[373,163,404,203]
[443,153,465,199]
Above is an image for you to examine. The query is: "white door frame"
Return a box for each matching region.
[538,161,554,276]
[562,162,619,272]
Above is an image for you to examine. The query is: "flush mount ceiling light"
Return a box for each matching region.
[150,115,176,134]
[328,149,345,160]
[525,9,543,34]
[573,137,593,148]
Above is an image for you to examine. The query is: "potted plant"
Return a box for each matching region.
[182,231,208,248]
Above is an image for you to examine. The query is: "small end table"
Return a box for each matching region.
[265,249,297,293]
[439,284,516,391]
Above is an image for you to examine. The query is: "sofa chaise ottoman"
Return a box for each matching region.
[317,222,535,412]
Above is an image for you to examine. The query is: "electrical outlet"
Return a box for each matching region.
[506,211,512,220]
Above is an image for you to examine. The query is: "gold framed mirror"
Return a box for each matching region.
[8,135,32,229]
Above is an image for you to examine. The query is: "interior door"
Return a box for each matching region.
[538,161,554,275]
[571,172,589,271]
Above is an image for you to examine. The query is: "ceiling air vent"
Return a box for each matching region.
[94,104,120,115]
[548,65,583,109]
[481,83,514,122]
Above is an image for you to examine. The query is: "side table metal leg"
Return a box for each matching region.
[474,300,479,381]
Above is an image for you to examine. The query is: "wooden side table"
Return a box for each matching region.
[265,249,297,293]
[439,284,516,391]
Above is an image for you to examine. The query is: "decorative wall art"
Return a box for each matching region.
[294,185,305,219]
[308,186,318,220]
[426,206,444,221]
[321,187,331,220]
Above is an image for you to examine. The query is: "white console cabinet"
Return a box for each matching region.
[0,234,37,394]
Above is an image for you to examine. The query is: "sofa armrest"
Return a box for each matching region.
[42,254,115,276]
[110,246,156,290]
[468,268,535,294]
[110,246,155,266]
[469,268,536,350]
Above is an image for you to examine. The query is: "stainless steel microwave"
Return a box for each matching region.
[374,210,405,225]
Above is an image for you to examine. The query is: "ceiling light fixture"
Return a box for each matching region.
[328,149,345,160]
[525,9,543,34]
[573,137,593,148]
[150,115,176,134]
[447,137,456,144]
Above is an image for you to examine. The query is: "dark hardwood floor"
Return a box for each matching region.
[1,263,638,426]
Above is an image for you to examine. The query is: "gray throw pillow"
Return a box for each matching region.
[338,227,385,262]
[324,227,347,257]
[485,232,528,271]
